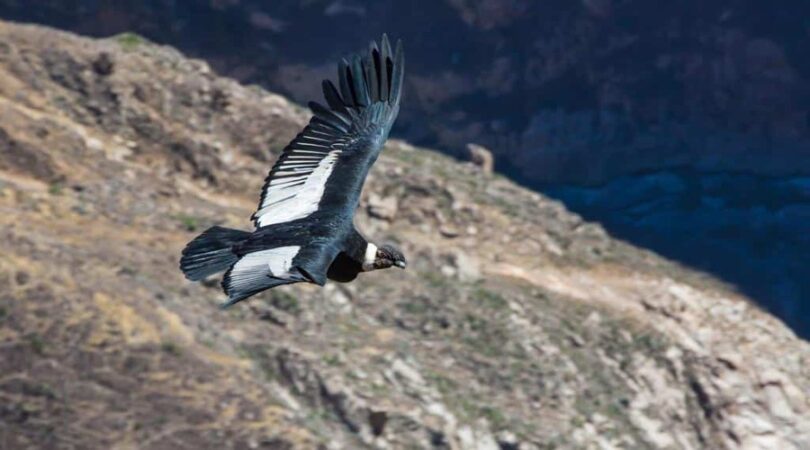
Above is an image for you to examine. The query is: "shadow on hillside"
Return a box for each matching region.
[534,170,810,340]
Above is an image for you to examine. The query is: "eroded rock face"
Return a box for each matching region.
[0,21,808,450]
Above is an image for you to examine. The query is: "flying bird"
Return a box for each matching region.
[180,35,406,307]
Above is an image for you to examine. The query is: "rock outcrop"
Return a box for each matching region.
[0,21,808,450]
[466,143,494,175]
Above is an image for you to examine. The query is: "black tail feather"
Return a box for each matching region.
[180,226,249,281]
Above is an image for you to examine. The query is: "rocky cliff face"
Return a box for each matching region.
[2,0,807,340]
[0,21,808,450]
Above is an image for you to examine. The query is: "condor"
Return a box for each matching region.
[180,35,406,307]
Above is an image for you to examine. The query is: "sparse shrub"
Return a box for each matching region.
[461,313,510,357]
[271,291,301,315]
[27,383,56,399]
[422,271,447,289]
[400,297,431,315]
[174,214,200,232]
[427,371,458,395]
[28,333,45,355]
[322,354,340,366]
[480,405,507,430]
[473,288,508,310]
[115,32,145,51]
[161,341,182,356]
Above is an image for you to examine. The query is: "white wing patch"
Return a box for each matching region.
[255,150,342,227]
[231,246,300,281]
[222,246,301,303]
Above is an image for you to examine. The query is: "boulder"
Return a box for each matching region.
[466,143,494,175]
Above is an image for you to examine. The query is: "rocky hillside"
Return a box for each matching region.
[3,0,808,346]
[0,21,808,449]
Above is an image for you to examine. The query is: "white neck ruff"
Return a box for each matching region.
[362,242,378,271]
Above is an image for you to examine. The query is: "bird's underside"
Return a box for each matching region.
[180,34,405,306]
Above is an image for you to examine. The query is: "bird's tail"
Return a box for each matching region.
[180,226,250,281]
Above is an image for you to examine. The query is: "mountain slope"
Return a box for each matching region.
[3,0,808,345]
[0,21,808,449]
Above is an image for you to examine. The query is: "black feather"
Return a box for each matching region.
[381,34,393,89]
[389,39,405,105]
[338,59,355,107]
[364,50,379,102]
[309,101,351,131]
[180,226,249,281]
[322,80,346,112]
[220,267,294,308]
[351,56,370,106]
[310,117,344,133]
[376,45,388,102]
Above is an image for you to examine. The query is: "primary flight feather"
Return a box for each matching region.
[180,35,406,307]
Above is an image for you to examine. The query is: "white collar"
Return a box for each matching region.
[362,242,377,271]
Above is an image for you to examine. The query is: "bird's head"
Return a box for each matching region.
[374,244,407,270]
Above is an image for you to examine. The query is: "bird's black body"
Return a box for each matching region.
[327,252,364,283]
[180,35,406,306]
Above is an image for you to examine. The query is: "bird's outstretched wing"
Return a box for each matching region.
[252,35,404,228]
[222,36,404,306]
[220,239,340,307]
[220,246,303,307]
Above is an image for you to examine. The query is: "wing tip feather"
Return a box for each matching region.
[321,33,403,112]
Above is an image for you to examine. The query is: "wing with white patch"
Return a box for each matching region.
[220,242,341,306]
[252,34,404,228]
[221,246,303,306]
[253,139,343,227]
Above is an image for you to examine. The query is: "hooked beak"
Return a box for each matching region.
[394,260,407,269]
